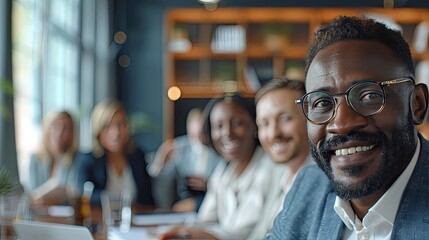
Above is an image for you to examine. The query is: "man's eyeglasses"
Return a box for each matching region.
[295,78,414,125]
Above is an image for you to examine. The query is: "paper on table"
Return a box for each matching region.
[108,227,150,240]
[47,206,75,217]
[132,212,197,226]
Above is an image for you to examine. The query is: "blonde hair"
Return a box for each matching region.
[37,111,77,166]
[91,99,134,157]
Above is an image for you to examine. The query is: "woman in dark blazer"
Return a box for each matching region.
[76,99,154,207]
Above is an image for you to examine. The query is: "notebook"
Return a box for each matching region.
[132,212,197,226]
[13,220,94,240]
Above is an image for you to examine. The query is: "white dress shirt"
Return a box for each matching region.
[334,138,421,240]
[247,155,313,239]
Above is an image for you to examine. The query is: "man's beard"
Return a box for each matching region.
[310,115,416,200]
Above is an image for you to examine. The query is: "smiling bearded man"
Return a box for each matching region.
[265,16,429,240]
[313,122,415,200]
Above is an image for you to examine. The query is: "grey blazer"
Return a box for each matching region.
[266,135,429,240]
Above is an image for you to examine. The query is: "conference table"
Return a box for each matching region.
[28,205,197,240]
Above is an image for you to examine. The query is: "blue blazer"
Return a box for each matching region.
[266,135,429,240]
[75,147,155,206]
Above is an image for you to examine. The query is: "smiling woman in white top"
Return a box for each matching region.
[159,93,273,240]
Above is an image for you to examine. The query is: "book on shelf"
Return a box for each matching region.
[211,25,246,53]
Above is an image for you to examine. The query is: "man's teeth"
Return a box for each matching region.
[272,143,285,150]
[334,145,375,156]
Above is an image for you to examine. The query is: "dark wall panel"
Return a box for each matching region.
[114,0,429,152]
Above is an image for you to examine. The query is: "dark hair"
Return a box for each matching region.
[201,93,258,149]
[255,77,306,104]
[305,15,414,79]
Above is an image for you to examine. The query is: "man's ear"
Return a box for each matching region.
[411,83,428,125]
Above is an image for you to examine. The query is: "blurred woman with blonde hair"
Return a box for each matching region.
[76,99,155,207]
[28,110,78,204]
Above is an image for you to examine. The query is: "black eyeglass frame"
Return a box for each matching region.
[295,78,414,125]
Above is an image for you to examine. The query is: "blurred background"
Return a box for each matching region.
[2,0,429,185]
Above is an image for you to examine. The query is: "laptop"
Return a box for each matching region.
[13,220,94,240]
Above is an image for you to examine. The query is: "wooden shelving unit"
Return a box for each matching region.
[164,7,429,139]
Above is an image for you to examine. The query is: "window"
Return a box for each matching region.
[12,0,85,185]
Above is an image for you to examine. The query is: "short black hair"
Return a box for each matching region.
[305,15,414,79]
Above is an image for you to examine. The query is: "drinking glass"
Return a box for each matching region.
[0,193,31,239]
[119,189,131,233]
[100,189,132,234]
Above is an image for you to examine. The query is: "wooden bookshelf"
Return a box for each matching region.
[164,7,429,138]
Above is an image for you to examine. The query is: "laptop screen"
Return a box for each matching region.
[13,220,94,240]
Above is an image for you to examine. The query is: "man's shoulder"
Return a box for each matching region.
[281,164,334,212]
[266,164,338,239]
[298,164,331,185]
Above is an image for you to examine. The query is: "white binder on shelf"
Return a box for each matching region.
[211,25,246,53]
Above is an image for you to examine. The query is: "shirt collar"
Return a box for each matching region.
[334,137,421,229]
[221,146,264,186]
[279,156,313,193]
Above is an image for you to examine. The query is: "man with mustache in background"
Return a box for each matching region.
[248,78,312,239]
[266,16,429,239]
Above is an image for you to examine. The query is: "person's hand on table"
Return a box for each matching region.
[171,198,196,213]
[30,186,68,206]
[158,227,216,240]
[186,176,207,191]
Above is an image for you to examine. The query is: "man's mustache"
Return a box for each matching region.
[317,132,385,157]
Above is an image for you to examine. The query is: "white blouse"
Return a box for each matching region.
[197,146,273,240]
[106,164,137,202]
